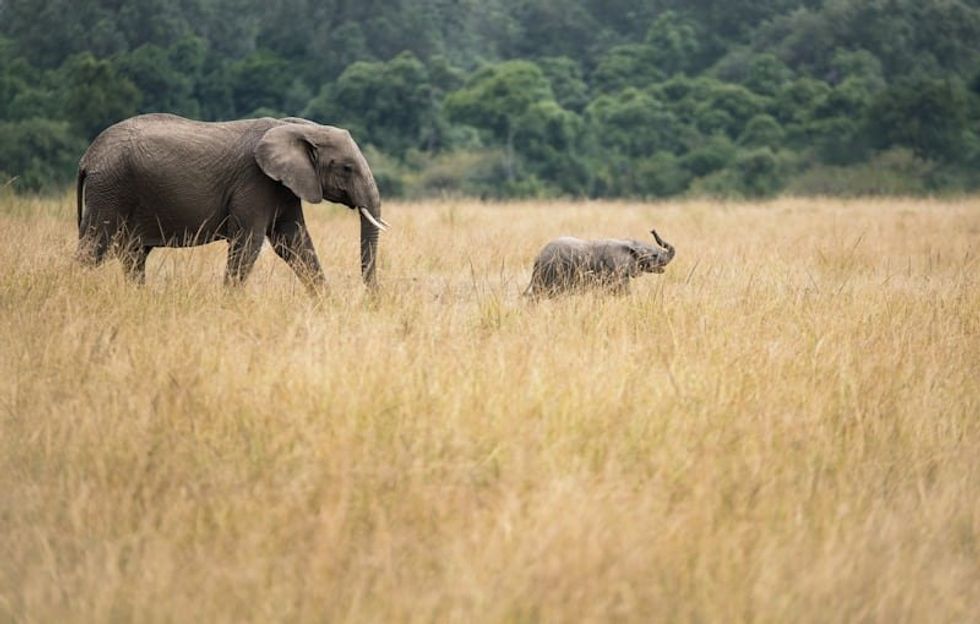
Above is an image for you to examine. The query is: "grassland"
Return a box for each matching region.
[1,194,978,623]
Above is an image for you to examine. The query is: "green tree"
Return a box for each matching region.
[680,135,736,177]
[711,50,793,96]
[0,118,87,191]
[197,61,236,120]
[772,77,831,125]
[665,0,806,46]
[693,83,766,138]
[744,54,793,96]
[644,11,700,76]
[428,55,466,95]
[828,48,885,91]
[0,38,33,120]
[509,0,602,59]
[734,147,785,197]
[445,60,554,180]
[61,53,141,139]
[586,88,689,158]
[514,100,588,195]
[231,50,293,117]
[117,44,199,117]
[169,35,208,84]
[632,152,692,197]
[537,57,589,113]
[592,44,663,93]
[305,52,436,156]
[739,114,785,148]
[867,77,971,163]
[772,77,831,147]
[807,77,876,164]
[0,38,64,122]
[1,0,979,196]
[655,74,714,105]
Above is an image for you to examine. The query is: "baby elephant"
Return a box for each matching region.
[524,229,675,298]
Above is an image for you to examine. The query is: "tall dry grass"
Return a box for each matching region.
[0,194,978,623]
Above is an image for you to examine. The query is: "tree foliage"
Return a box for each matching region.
[0,0,977,195]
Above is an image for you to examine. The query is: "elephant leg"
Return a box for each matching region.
[522,280,540,300]
[76,228,111,267]
[76,213,115,267]
[525,262,553,299]
[225,231,264,287]
[536,265,560,296]
[610,276,631,296]
[120,246,152,285]
[269,218,327,295]
[77,175,134,268]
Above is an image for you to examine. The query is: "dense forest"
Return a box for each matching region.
[1,0,979,198]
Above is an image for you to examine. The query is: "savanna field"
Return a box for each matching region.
[0,194,978,622]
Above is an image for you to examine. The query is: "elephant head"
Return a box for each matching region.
[255,122,387,286]
[628,229,675,274]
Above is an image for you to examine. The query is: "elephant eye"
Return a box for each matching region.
[342,163,353,173]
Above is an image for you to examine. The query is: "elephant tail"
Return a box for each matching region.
[521,277,539,300]
[76,167,87,233]
[522,262,545,299]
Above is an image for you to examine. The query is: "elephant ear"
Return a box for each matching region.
[255,124,323,203]
[624,241,645,259]
[624,241,653,266]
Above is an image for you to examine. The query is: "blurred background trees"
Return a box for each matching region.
[0,0,977,196]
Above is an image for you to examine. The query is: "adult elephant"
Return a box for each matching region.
[75,113,388,292]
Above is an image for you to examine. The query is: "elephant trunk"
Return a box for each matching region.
[360,209,380,287]
[651,229,675,263]
[358,178,384,287]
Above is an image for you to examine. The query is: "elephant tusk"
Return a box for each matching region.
[359,206,388,232]
[379,216,391,228]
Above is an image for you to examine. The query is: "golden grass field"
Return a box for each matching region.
[0,194,978,622]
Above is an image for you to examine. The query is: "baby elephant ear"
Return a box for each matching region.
[255,124,323,203]
[625,241,645,258]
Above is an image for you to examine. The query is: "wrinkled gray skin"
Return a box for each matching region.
[76,113,383,292]
[524,230,675,298]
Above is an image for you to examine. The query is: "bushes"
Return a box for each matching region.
[0,118,86,192]
[687,148,793,198]
[739,114,784,148]
[60,53,141,140]
[868,77,972,163]
[680,136,736,177]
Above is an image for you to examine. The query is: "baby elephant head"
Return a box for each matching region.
[629,229,675,274]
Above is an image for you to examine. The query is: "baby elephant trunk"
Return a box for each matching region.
[650,229,675,263]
